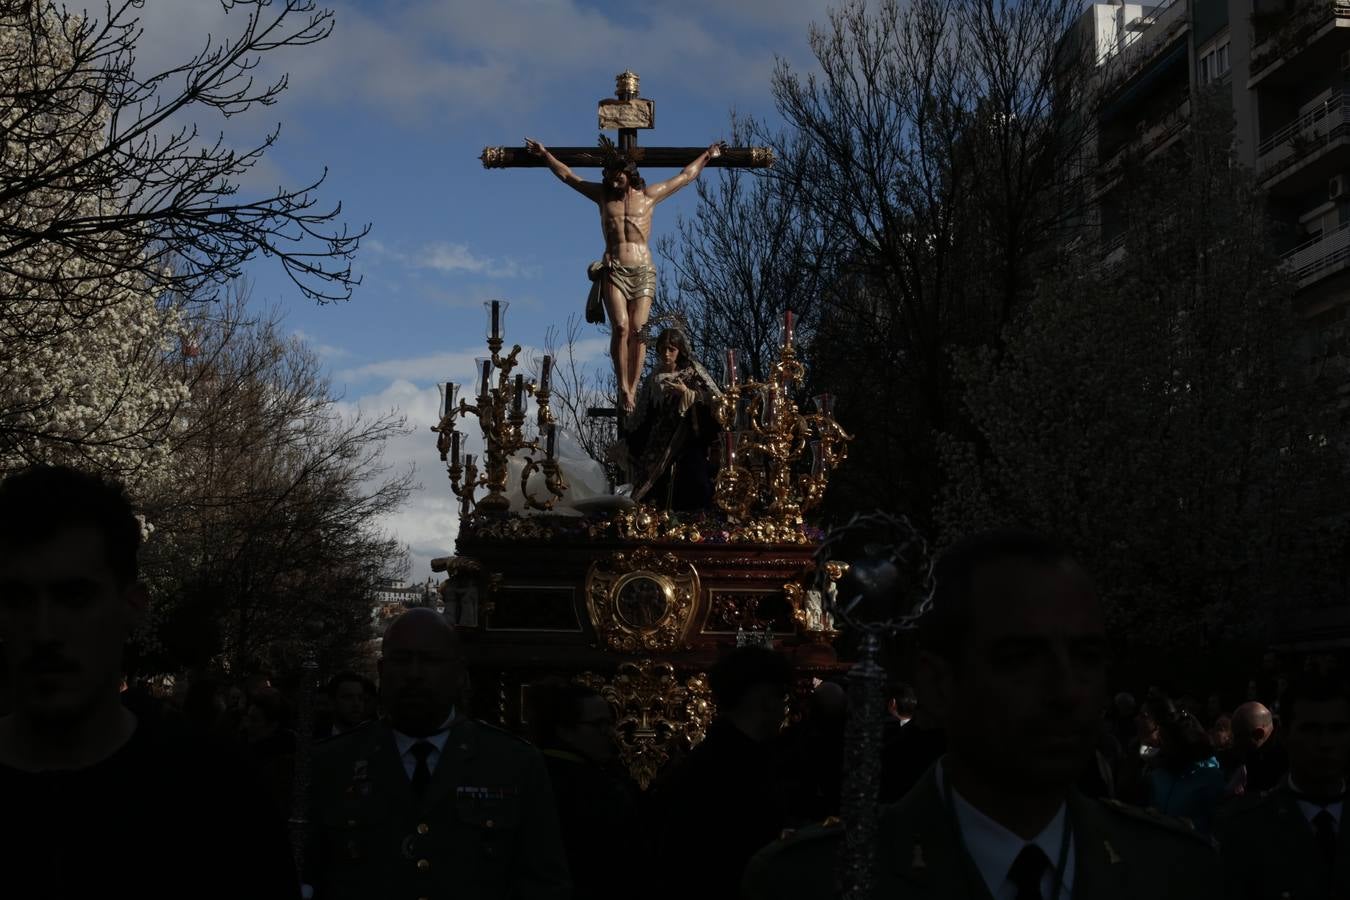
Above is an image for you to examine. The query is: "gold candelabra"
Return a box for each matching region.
[431,300,568,515]
[714,311,852,536]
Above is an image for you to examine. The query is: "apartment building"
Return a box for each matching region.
[1060,1,1350,646]
[1070,0,1350,330]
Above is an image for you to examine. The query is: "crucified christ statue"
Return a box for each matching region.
[524,137,724,414]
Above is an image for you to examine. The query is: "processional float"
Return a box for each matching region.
[423,71,927,897]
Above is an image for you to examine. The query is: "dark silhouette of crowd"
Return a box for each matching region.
[2,464,1347,899]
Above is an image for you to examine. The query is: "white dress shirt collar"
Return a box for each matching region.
[391,710,456,780]
[936,759,1075,900]
[1288,774,1345,828]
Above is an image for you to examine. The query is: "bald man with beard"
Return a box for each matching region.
[304,609,570,900]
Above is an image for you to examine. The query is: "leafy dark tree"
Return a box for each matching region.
[134,288,410,678]
[656,124,832,383]
[938,93,1349,644]
[666,0,1096,526]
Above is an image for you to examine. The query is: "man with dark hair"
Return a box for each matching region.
[326,671,375,737]
[304,608,570,899]
[652,645,795,900]
[0,464,299,898]
[1217,676,1350,898]
[745,530,1222,899]
[527,678,638,900]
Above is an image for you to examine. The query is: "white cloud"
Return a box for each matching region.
[216,0,827,127]
[292,328,352,360]
[366,239,536,281]
[336,334,608,385]
[332,334,611,573]
[334,379,461,578]
[129,0,836,140]
[337,349,486,385]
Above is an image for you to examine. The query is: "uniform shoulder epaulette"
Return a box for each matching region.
[767,817,846,849]
[315,719,376,746]
[472,718,535,746]
[1096,798,1217,847]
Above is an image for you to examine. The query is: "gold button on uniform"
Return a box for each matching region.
[485,819,494,829]
[416,822,430,835]
[417,859,431,872]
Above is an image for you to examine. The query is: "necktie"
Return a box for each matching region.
[409,740,435,796]
[1008,844,1051,900]
[1313,809,1338,866]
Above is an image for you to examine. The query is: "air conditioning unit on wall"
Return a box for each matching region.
[1331,175,1347,200]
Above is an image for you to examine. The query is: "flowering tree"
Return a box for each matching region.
[0,0,360,485]
[0,1,362,305]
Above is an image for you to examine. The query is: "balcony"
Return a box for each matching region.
[1097,0,1189,98]
[1100,99,1190,174]
[1256,94,1350,188]
[1285,220,1350,288]
[1248,0,1350,88]
[1252,95,1350,190]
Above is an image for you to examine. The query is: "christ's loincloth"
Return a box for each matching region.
[586,260,656,324]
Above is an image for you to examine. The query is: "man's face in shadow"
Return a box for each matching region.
[920,559,1109,791]
[333,680,368,730]
[0,526,145,725]
[378,611,464,737]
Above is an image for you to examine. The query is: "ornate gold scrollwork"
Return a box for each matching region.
[578,660,712,790]
[480,146,508,168]
[585,547,700,652]
[472,517,559,541]
[706,590,777,633]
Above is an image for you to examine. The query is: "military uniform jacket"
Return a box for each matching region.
[1216,782,1350,900]
[743,766,1222,900]
[305,718,570,900]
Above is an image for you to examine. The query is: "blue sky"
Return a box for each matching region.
[134,0,835,576]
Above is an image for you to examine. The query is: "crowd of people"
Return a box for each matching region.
[1,463,1347,899]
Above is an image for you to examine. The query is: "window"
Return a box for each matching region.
[1198,40,1231,84]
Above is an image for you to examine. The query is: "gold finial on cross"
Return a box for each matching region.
[616,70,640,99]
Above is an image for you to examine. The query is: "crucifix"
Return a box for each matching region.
[481,70,773,416]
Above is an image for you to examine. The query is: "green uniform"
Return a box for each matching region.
[305,718,570,900]
[743,766,1221,899]
[1216,782,1350,899]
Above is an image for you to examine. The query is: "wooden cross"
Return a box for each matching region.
[480,70,774,171]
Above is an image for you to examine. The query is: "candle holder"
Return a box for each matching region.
[712,311,851,537]
[431,308,566,515]
[519,424,568,510]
